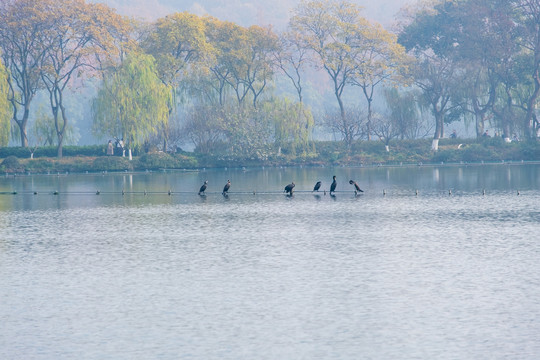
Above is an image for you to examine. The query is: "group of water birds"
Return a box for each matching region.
[284,175,363,196]
[198,179,231,195]
[197,176,363,196]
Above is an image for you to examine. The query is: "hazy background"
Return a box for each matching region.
[97,0,413,28]
[17,0,432,147]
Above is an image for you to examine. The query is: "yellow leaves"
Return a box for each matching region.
[291,0,410,87]
[143,11,212,87]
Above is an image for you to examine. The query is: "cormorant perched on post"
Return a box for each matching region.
[313,181,322,192]
[198,180,208,195]
[349,180,364,194]
[330,176,337,194]
[222,180,231,195]
[284,182,295,195]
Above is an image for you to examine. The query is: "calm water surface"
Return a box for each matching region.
[1,164,539,359]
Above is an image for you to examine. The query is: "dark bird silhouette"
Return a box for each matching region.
[330,175,337,194]
[349,180,364,194]
[222,180,231,195]
[284,182,295,195]
[198,180,208,195]
[313,181,322,192]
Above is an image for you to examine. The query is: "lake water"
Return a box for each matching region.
[1,163,539,359]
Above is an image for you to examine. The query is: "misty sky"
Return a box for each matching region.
[97,0,414,29]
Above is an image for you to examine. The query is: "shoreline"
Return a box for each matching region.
[2,158,540,177]
[2,138,539,174]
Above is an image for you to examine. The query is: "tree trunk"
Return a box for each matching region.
[361,86,374,141]
[56,133,64,158]
[432,112,444,151]
[336,90,350,147]
[16,106,30,147]
[525,67,540,139]
[366,98,372,141]
[53,97,68,158]
[475,114,485,138]
[502,87,512,142]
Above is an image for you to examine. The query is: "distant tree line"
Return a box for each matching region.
[0,0,539,158]
[398,0,540,149]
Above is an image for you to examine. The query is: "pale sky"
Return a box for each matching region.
[97,0,414,29]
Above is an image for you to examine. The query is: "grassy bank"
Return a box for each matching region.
[1,138,539,173]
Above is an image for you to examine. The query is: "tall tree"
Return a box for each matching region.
[290,0,380,147]
[349,22,409,140]
[0,60,10,146]
[39,0,129,157]
[513,0,540,138]
[197,18,279,109]
[142,12,213,151]
[203,18,242,106]
[491,55,525,138]
[398,0,461,150]
[143,12,211,87]
[275,30,310,103]
[0,0,49,147]
[243,25,279,109]
[440,0,515,138]
[92,52,172,155]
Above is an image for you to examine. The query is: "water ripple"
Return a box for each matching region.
[1,166,540,359]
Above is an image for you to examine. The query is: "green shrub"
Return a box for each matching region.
[462,144,500,162]
[61,145,108,157]
[352,140,387,155]
[173,153,198,168]
[1,155,21,171]
[0,147,32,158]
[431,149,461,163]
[519,140,540,160]
[136,152,179,170]
[24,158,55,172]
[0,145,108,158]
[92,156,132,171]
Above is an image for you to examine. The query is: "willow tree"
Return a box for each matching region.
[263,98,314,156]
[0,62,10,146]
[92,52,172,157]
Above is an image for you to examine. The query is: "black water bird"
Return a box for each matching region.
[349,180,364,194]
[330,176,337,194]
[222,180,231,195]
[198,180,208,195]
[313,181,322,192]
[284,182,295,195]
